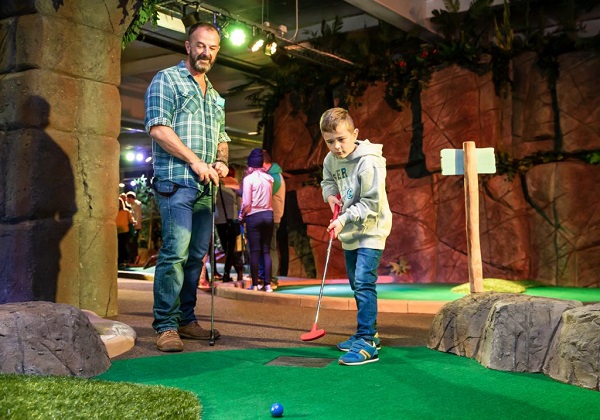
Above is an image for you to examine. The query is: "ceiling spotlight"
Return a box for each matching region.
[181,11,201,28]
[228,23,247,46]
[248,29,266,53]
[125,152,135,162]
[264,34,277,56]
[265,40,277,56]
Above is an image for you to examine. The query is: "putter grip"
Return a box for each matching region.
[330,203,341,239]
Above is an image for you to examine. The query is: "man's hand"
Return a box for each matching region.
[213,161,229,178]
[190,160,219,185]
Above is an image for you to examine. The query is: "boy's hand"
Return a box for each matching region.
[327,219,343,238]
[327,194,342,213]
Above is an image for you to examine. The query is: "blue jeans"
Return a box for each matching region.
[152,181,212,333]
[344,248,383,341]
[245,210,273,286]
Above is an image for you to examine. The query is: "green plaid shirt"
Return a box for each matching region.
[145,61,230,189]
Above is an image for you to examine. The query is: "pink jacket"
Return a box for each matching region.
[241,169,273,218]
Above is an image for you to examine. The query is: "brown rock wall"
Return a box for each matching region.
[526,161,600,286]
[350,83,414,166]
[422,66,503,173]
[557,51,600,153]
[272,52,600,286]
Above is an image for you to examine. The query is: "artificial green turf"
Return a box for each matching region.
[277,283,600,302]
[97,346,600,419]
[450,278,528,294]
[0,374,201,419]
[277,283,466,301]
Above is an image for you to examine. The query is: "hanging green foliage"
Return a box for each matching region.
[122,0,161,49]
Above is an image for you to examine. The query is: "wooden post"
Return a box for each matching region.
[463,141,484,293]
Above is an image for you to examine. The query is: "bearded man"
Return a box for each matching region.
[144,22,230,352]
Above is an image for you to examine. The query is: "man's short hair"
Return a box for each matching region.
[188,22,220,40]
[319,107,355,133]
[126,191,136,198]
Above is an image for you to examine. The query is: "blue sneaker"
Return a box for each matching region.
[338,339,379,366]
[337,332,381,352]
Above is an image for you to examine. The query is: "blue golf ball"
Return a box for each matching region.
[270,403,284,417]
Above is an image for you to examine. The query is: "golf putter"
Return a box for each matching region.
[209,183,217,346]
[300,199,341,341]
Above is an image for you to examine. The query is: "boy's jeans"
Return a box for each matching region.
[152,181,212,333]
[344,248,383,341]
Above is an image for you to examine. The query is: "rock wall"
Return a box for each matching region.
[272,52,600,287]
[0,1,136,315]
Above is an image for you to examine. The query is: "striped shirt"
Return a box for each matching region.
[145,60,230,189]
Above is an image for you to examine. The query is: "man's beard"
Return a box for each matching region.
[190,53,213,73]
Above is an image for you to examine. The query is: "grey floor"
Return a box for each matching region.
[111,278,436,360]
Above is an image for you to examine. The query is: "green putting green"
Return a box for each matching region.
[276,283,600,302]
[97,346,600,419]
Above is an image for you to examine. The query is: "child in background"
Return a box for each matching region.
[320,107,392,366]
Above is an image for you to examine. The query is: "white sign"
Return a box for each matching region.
[440,148,496,176]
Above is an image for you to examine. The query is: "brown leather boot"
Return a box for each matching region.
[156,330,183,352]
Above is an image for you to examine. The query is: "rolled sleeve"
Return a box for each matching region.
[219,130,231,144]
[145,72,175,133]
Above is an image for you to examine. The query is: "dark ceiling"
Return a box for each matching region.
[118,0,398,174]
[124,0,600,175]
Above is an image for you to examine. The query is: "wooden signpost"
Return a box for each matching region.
[441,141,496,293]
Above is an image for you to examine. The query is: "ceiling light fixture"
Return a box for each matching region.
[248,27,266,52]
[264,34,277,56]
[228,22,248,46]
[181,11,201,28]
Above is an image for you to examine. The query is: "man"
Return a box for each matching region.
[125,191,142,264]
[144,22,230,352]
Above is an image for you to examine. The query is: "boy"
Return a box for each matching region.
[320,107,392,366]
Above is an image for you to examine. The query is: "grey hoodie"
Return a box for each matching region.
[321,139,392,251]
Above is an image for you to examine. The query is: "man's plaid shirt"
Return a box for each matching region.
[145,61,231,189]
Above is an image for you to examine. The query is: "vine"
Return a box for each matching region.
[121,0,161,49]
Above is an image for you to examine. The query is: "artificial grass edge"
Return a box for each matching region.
[0,374,202,419]
[450,278,546,294]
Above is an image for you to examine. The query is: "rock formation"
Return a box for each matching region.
[0,301,111,377]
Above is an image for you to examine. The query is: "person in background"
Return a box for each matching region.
[126,191,143,265]
[116,197,135,269]
[259,150,286,287]
[144,22,230,352]
[215,167,241,282]
[240,148,274,292]
[320,107,392,366]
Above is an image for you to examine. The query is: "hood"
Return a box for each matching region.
[345,139,383,161]
[267,162,283,175]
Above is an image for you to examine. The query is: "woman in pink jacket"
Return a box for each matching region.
[240,148,274,292]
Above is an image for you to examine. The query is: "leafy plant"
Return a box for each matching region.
[121,0,161,49]
[389,257,411,277]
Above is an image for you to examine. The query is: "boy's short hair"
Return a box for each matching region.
[319,107,355,133]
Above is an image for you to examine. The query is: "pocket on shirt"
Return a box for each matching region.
[181,92,200,114]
